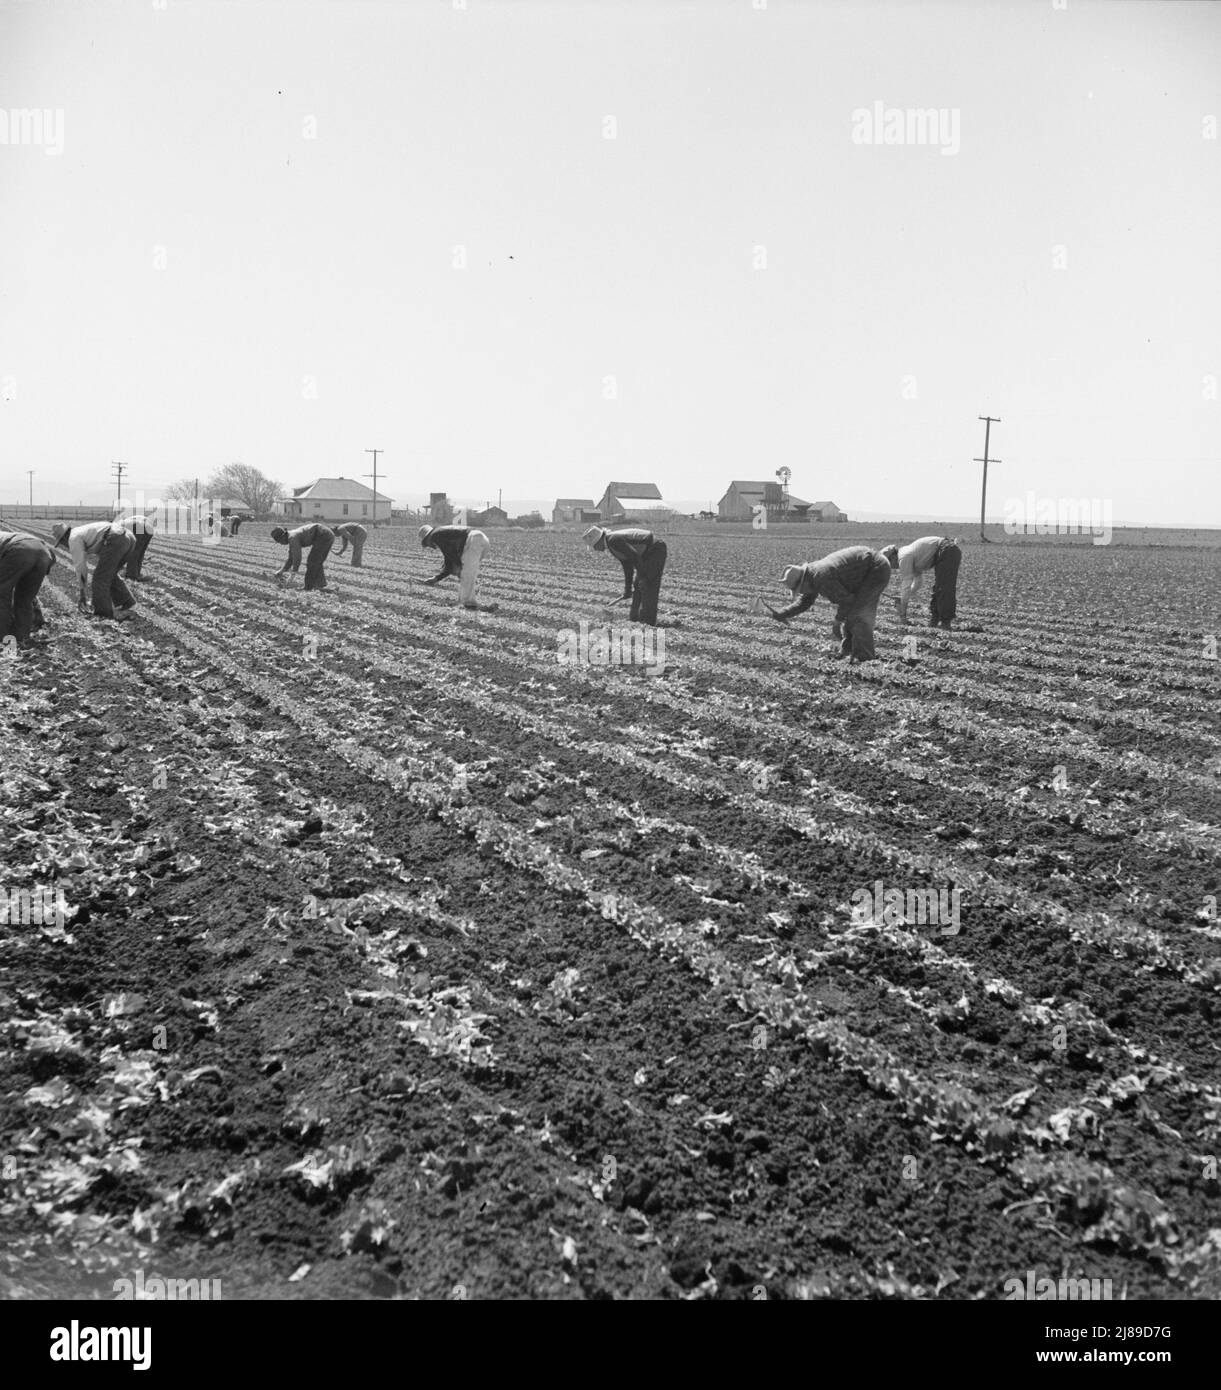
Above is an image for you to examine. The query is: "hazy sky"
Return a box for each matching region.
[2,0,1218,523]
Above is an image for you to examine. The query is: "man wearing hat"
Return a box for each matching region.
[880,536,962,629]
[52,520,137,620]
[270,522,335,590]
[334,521,368,567]
[767,544,892,662]
[582,526,667,626]
[418,523,490,608]
[0,527,56,646]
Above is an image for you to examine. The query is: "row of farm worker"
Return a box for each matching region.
[0,516,464,638]
[0,516,962,662]
[254,521,961,652]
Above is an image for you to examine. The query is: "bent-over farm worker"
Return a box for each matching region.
[0,529,56,646]
[418,524,490,609]
[271,523,334,591]
[582,526,667,626]
[334,522,368,567]
[767,544,892,663]
[880,536,962,628]
[51,521,137,620]
[115,507,157,582]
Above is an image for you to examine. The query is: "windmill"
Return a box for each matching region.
[775,466,791,518]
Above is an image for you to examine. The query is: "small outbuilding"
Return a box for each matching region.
[809,499,847,521]
[553,498,597,524]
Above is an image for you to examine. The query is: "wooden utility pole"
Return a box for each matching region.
[26,470,34,510]
[364,449,383,524]
[974,417,1001,543]
[111,461,127,512]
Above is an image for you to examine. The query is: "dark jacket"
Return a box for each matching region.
[599,528,657,598]
[0,529,55,566]
[424,526,470,579]
[334,523,368,554]
[775,546,881,619]
[280,523,334,573]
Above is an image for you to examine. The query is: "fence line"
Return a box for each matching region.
[1,505,117,521]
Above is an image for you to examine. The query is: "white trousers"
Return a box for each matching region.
[458,530,490,605]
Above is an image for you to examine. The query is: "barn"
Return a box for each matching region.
[717,480,814,523]
[595,481,674,524]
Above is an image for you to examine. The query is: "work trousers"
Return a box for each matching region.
[0,539,54,642]
[457,531,490,606]
[630,540,667,626]
[929,540,961,626]
[833,553,892,661]
[92,530,136,618]
[304,531,334,591]
[124,530,153,579]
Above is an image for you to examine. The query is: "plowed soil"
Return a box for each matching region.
[2,525,1219,1300]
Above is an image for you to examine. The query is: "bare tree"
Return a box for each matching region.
[164,479,201,503]
[204,463,283,515]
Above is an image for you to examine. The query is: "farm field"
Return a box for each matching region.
[2,525,1219,1301]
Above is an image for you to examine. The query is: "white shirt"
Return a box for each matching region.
[65,521,128,580]
[894,536,945,620]
[116,512,157,536]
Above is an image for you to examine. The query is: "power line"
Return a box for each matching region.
[110,461,127,511]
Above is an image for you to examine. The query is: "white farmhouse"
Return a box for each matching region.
[277,477,395,524]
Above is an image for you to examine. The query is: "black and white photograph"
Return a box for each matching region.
[1,0,1219,1348]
